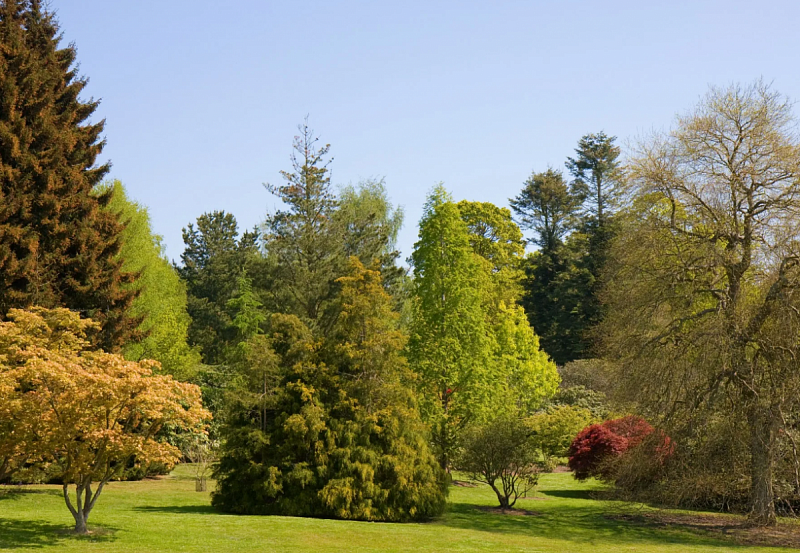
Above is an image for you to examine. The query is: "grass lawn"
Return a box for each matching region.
[1,466,798,552]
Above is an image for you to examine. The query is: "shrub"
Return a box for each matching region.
[526,405,596,469]
[568,415,658,480]
[457,416,540,509]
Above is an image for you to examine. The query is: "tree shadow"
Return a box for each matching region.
[539,488,606,500]
[0,518,117,549]
[440,500,747,549]
[0,488,61,502]
[133,504,218,515]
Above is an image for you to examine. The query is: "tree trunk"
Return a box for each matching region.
[749,408,777,526]
[490,482,510,509]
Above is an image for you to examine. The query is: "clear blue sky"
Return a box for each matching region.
[55,0,800,264]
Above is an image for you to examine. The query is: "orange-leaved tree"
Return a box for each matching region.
[0,307,210,534]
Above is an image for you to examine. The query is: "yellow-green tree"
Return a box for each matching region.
[103,181,201,380]
[0,308,209,533]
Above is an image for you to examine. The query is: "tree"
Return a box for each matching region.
[335,178,405,296]
[518,237,595,365]
[0,307,209,533]
[458,416,540,509]
[212,260,446,521]
[456,200,559,415]
[0,1,138,350]
[103,181,200,381]
[566,132,621,227]
[263,120,344,332]
[408,187,491,469]
[510,168,582,252]
[603,81,800,525]
[178,211,258,365]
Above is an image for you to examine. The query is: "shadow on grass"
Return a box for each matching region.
[0,488,61,502]
[0,518,117,549]
[134,504,218,515]
[440,499,747,549]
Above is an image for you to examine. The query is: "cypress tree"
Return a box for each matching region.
[0,1,137,350]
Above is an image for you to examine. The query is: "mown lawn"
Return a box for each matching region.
[1,466,798,552]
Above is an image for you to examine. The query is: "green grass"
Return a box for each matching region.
[0,466,797,552]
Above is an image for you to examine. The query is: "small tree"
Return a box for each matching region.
[0,308,209,533]
[458,417,540,509]
[182,435,218,492]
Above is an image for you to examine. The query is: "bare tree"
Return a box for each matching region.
[602,81,800,525]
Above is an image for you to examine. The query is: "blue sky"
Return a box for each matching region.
[55,0,800,264]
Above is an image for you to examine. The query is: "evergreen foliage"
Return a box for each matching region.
[178,211,258,365]
[213,259,446,521]
[103,181,200,381]
[263,121,344,332]
[511,132,621,364]
[0,1,138,350]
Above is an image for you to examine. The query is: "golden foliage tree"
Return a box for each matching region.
[0,308,209,533]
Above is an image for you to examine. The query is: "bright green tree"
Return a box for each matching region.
[456,200,559,414]
[103,181,200,381]
[0,1,138,350]
[408,187,491,468]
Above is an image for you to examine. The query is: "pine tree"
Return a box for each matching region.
[0,1,137,350]
[178,211,258,364]
[212,259,446,521]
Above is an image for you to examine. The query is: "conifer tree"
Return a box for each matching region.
[263,120,344,333]
[213,259,445,521]
[0,1,138,350]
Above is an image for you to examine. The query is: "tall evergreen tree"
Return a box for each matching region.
[178,211,258,365]
[213,259,445,521]
[263,121,344,333]
[566,132,621,227]
[510,168,581,253]
[0,1,137,350]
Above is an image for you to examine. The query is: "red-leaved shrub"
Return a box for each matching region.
[568,416,661,480]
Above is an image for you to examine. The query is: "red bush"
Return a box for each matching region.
[568,416,662,480]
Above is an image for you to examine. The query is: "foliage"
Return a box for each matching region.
[568,416,655,481]
[102,181,201,381]
[518,237,595,365]
[0,307,209,533]
[527,405,597,464]
[407,187,492,468]
[263,120,344,332]
[0,1,138,351]
[212,260,446,521]
[458,416,540,509]
[565,131,622,226]
[178,211,258,365]
[510,168,582,252]
[602,81,800,525]
[335,178,406,299]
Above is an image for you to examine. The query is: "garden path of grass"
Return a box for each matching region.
[1,466,798,552]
